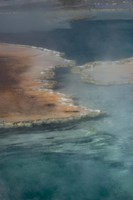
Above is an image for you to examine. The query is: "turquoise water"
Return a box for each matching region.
[1,12,133,200]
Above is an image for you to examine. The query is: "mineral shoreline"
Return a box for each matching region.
[0,43,103,128]
[73,58,133,85]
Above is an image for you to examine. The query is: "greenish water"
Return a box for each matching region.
[0,10,133,200]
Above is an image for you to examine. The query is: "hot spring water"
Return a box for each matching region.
[0,10,133,200]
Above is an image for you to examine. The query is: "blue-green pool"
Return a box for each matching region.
[0,10,133,200]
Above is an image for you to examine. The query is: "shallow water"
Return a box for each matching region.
[0,9,133,200]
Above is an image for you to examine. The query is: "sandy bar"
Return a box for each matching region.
[73,58,133,85]
[0,43,102,128]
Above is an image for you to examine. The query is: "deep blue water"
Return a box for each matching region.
[1,19,133,64]
[0,11,133,200]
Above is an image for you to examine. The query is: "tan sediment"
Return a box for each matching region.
[73,59,133,85]
[0,43,102,128]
